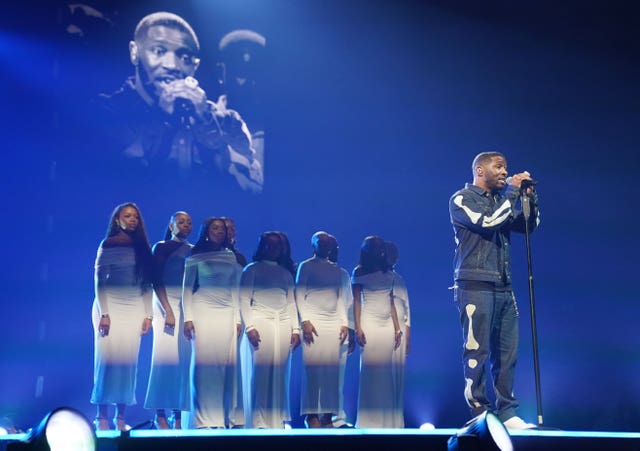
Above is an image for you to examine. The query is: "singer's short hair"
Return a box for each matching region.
[472,151,505,175]
[219,29,266,51]
[134,12,200,52]
[311,231,329,248]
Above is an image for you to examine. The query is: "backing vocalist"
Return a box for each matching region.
[448,151,540,431]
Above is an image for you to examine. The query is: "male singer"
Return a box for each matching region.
[448,151,539,430]
[95,11,262,190]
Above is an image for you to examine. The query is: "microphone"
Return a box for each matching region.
[505,176,538,188]
[173,76,200,124]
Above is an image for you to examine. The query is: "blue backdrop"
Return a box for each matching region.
[1,0,638,432]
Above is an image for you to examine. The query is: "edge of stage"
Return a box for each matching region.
[3,428,640,451]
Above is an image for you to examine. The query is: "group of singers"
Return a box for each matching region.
[90,151,539,432]
[90,204,410,431]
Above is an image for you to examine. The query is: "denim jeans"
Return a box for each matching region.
[454,285,520,422]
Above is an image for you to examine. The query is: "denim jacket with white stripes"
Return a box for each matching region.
[449,183,539,285]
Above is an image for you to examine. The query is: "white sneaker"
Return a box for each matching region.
[503,416,536,430]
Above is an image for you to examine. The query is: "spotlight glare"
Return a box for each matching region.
[0,416,18,435]
[44,409,95,451]
[447,411,513,451]
[419,422,436,430]
[7,407,96,451]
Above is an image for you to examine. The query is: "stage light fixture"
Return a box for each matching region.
[447,411,513,451]
[7,407,96,451]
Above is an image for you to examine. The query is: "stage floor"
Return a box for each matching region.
[3,428,640,451]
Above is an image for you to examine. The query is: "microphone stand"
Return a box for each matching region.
[521,188,544,428]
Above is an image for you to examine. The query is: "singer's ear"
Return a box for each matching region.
[129,41,139,65]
